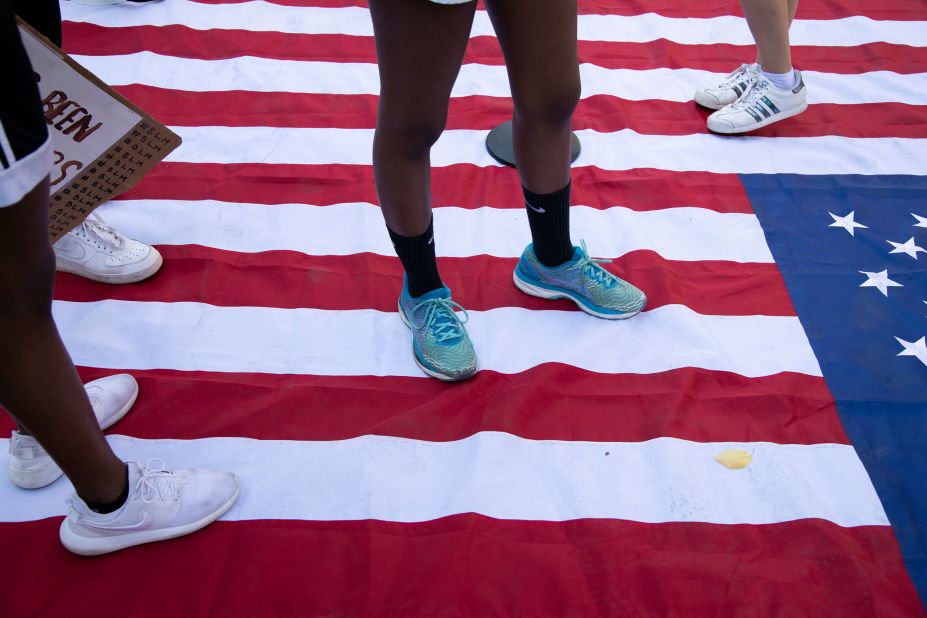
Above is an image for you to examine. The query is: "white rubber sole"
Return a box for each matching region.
[56,251,163,285]
[397,300,478,382]
[59,479,241,556]
[512,271,643,320]
[707,101,808,135]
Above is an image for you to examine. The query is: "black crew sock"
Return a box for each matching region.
[81,465,130,514]
[388,218,444,298]
[524,182,574,267]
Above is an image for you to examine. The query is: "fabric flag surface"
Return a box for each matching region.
[1,0,926,615]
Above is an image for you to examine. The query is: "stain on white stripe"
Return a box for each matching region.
[0,434,887,527]
[160,126,927,176]
[50,300,822,378]
[96,200,774,263]
[60,2,927,47]
[71,53,927,106]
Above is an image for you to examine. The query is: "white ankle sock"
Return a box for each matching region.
[759,66,799,91]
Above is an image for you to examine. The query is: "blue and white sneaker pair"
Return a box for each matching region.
[398,241,647,381]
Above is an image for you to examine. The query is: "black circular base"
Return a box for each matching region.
[485,120,581,168]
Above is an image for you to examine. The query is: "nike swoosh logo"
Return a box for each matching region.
[526,204,546,214]
[428,235,434,245]
[81,510,153,532]
[54,237,88,262]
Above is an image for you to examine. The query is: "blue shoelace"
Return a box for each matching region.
[410,297,470,343]
[565,240,618,289]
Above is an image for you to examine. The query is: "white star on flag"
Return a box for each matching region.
[829,211,868,236]
[913,213,927,228]
[895,337,927,367]
[887,237,927,259]
[859,270,903,296]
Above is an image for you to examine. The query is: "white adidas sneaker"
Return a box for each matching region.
[694,63,759,110]
[8,374,139,489]
[54,214,162,284]
[707,72,808,134]
[60,460,240,556]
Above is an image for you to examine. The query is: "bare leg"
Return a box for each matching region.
[0,179,126,504]
[742,0,795,72]
[484,0,580,194]
[369,0,476,236]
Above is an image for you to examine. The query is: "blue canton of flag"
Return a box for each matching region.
[743,174,927,601]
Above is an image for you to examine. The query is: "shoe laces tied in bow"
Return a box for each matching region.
[136,459,179,504]
[410,297,469,343]
[731,78,771,111]
[567,240,618,289]
[79,213,126,249]
[719,63,754,88]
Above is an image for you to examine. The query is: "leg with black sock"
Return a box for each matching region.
[369,0,475,291]
[370,0,479,381]
[388,217,443,298]
[484,0,580,268]
[487,0,646,319]
[524,182,574,268]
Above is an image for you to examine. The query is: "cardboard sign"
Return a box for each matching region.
[17,19,181,242]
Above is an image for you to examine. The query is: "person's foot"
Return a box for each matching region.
[398,279,478,381]
[707,71,808,134]
[53,214,162,284]
[513,241,646,319]
[59,460,240,556]
[694,63,759,110]
[8,374,139,489]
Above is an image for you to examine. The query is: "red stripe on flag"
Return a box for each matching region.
[3,517,921,617]
[183,0,927,22]
[112,85,927,139]
[53,249,795,316]
[61,24,927,75]
[120,164,754,213]
[0,365,845,444]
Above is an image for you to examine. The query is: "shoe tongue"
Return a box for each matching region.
[416,287,450,302]
[561,246,583,265]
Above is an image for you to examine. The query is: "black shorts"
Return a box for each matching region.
[0,0,57,207]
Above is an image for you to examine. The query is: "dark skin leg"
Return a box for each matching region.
[484,0,580,195]
[369,0,476,236]
[370,0,579,237]
[0,178,126,504]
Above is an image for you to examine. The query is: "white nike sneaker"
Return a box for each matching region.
[694,63,759,110]
[8,374,139,489]
[54,214,162,284]
[59,460,240,556]
[707,71,808,135]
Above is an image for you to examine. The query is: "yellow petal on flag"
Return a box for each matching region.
[715,449,753,470]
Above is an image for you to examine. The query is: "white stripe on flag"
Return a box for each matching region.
[0,434,887,527]
[97,200,774,263]
[51,300,822,378]
[60,2,927,47]
[161,126,927,176]
[70,53,927,106]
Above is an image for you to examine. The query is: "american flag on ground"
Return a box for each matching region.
[1,0,926,615]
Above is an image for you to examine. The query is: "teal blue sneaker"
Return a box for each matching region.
[398,279,478,381]
[513,241,646,319]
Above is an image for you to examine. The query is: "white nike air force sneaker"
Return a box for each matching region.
[59,460,241,556]
[54,214,162,284]
[8,374,139,489]
[707,72,808,134]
